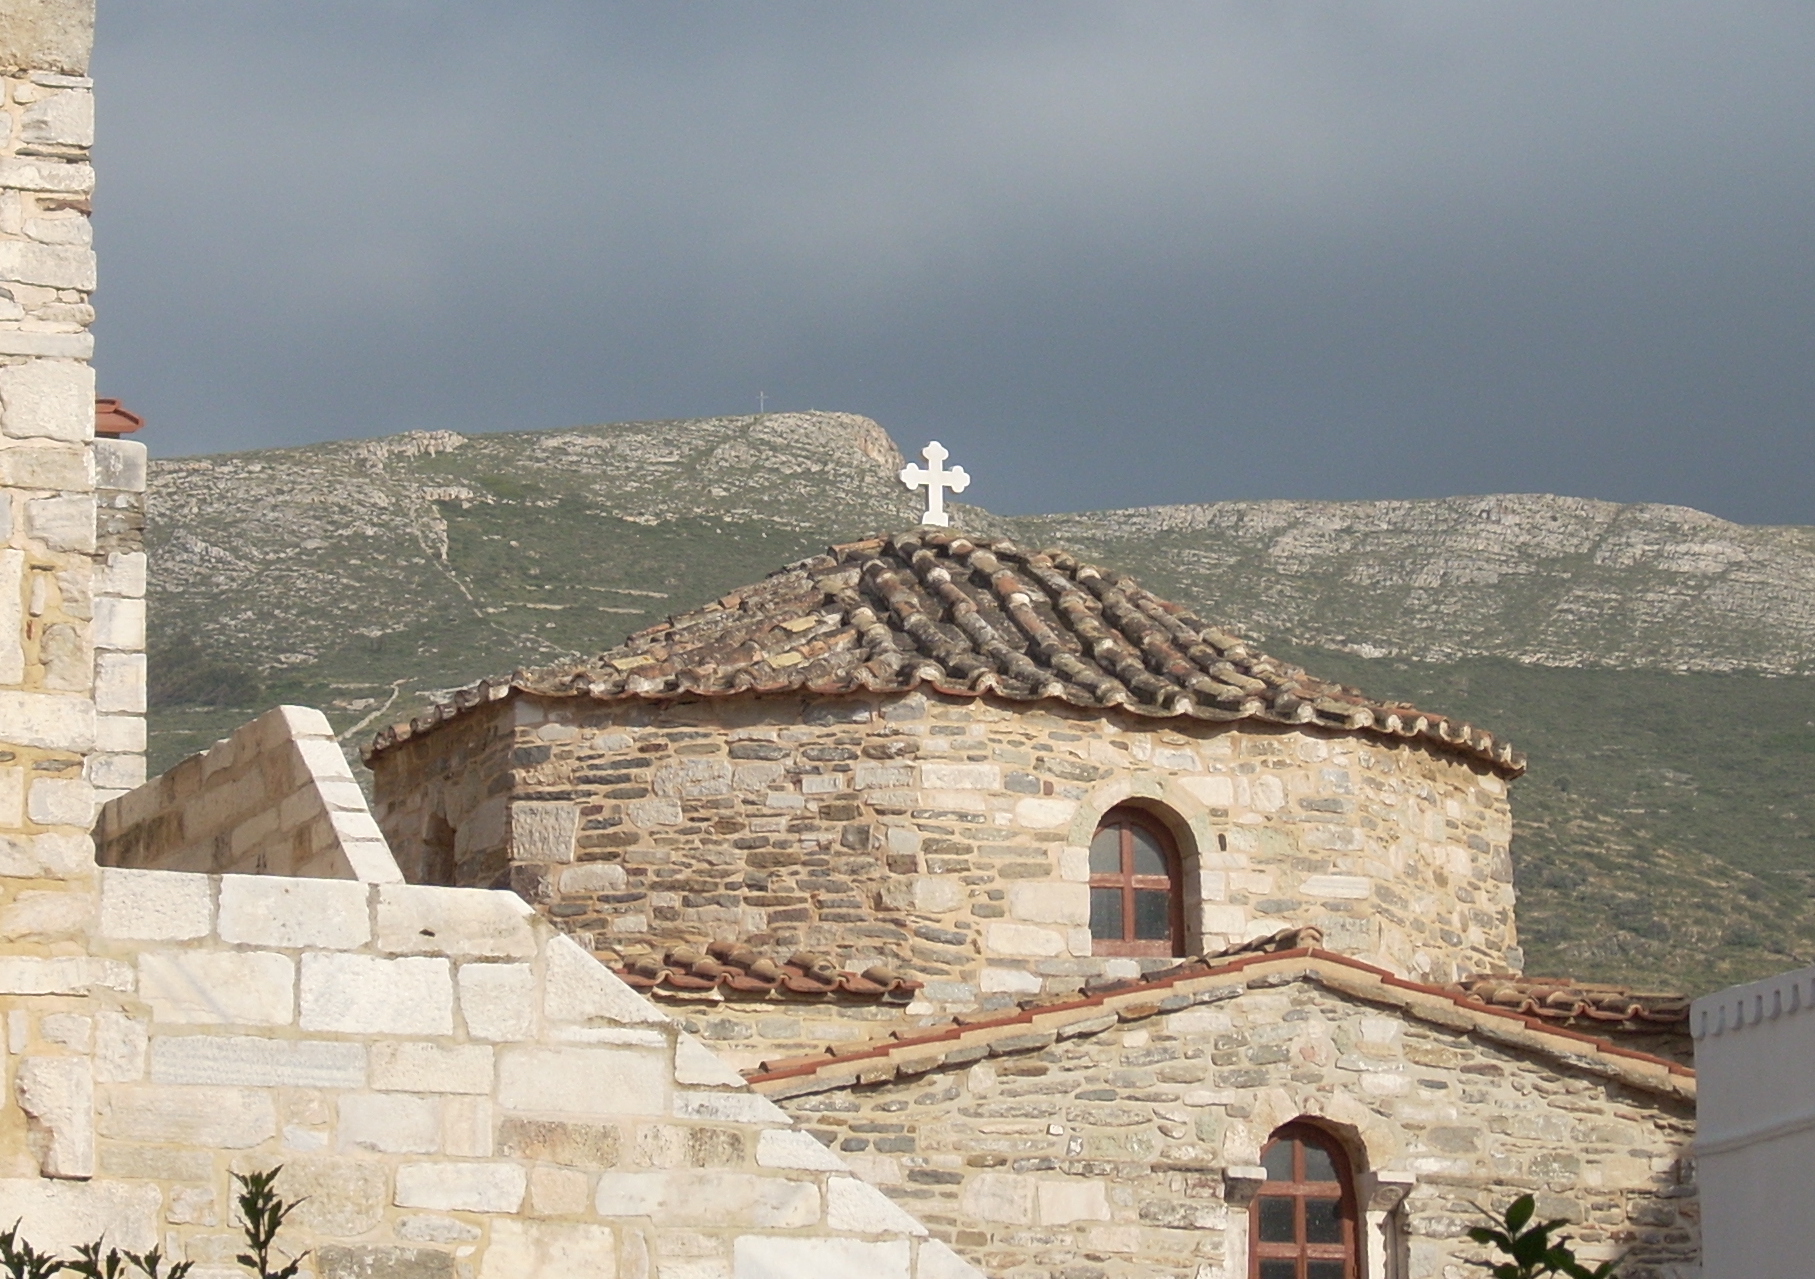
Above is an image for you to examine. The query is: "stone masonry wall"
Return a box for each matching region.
[763,978,1698,1279]
[373,688,1519,1019]
[0,863,980,1279]
[96,706,400,883]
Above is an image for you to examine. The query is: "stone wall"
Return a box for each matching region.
[756,963,1699,1279]
[96,706,401,883]
[373,688,1519,1012]
[0,863,979,1278]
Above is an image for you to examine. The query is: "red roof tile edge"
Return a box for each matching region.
[743,947,1694,1096]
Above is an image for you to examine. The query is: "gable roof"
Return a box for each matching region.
[367,527,1523,775]
[744,938,1694,1103]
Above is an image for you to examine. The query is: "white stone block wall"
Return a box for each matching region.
[94,706,404,882]
[0,866,977,1278]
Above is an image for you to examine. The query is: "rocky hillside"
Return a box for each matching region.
[145,412,1815,992]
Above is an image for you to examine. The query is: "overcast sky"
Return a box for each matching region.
[92,3,1815,524]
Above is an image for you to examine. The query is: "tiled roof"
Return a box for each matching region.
[95,397,143,437]
[614,940,922,1002]
[743,936,1694,1102]
[368,528,1522,775]
[1446,975,1690,1033]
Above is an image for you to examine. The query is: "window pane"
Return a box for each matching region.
[1089,887,1124,940]
[1260,1262,1298,1279]
[1301,1143,1338,1182]
[1130,824,1168,875]
[1304,1198,1343,1244]
[1257,1196,1296,1243]
[1307,1263,1345,1279]
[1134,890,1171,940]
[1261,1140,1295,1180]
[1089,826,1123,874]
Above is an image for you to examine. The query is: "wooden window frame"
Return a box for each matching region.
[1250,1121,1361,1279]
[1087,807,1185,958]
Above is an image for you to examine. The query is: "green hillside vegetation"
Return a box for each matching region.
[143,412,1815,994]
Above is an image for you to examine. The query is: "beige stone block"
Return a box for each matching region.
[96,1142,213,1182]
[979,966,1043,994]
[878,875,962,914]
[732,1237,909,1279]
[165,1186,217,1226]
[1014,796,1078,829]
[0,440,88,489]
[0,954,130,995]
[293,734,355,780]
[16,1054,94,1178]
[92,1011,147,1082]
[1300,874,1371,899]
[497,1117,621,1169]
[529,1165,591,1216]
[560,862,627,893]
[149,1035,366,1089]
[88,751,147,792]
[139,950,294,1026]
[97,549,147,596]
[1180,774,1236,806]
[26,492,93,551]
[919,762,1001,790]
[625,796,682,827]
[98,1085,276,1148]
[20,89,94,147]
[594,1171,818,1228]
[0,688,94,750]
[459,962,537,1041]
[339,1092,442,1154]
[0,829,91,877]
[91,595,143,650]
[394,1161,526,1213]
[670,1090,788,1125]
[0,762,21,826]
[0,158,96,196]
[372,1042,494,1094]
[443,1094,494,1157]
[376,884,536,958]
[1201,905,1249,937]
[273,1158,389,1237]
[219,875,370,949]
[498,1045,666,1117]
[960,1171,1036,1224]
[99,866,212,940]
[651,757,731,798]
[477,1219,615,1279]
[396,1216,481,1244]
[985,921,1067,958]
[827,1176,927,1235]
[0,1180,161,1253]
[1008,881,1087,925]
[0,887,92,938]
[299,952,452,1035]
[544,934,668,1026]
[755,1129,845,1171]
[0,357,93,440]
[40,1012,91,1050]
[512,800,579,861]
[94,651,146,714]
[1036,1178,1110,1224]
[27,774,92,826]
[317,1246,459,1279]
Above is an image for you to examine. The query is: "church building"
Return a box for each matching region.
[366,526,1701,1278]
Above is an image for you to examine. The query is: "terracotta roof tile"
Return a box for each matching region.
[741,931,1694,1100]
[367,529,1522,775]
[1445,974,1690,1031]
[613,940,922,1002]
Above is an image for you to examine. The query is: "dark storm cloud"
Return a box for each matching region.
[91,2,1815,523]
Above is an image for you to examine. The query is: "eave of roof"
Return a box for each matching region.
[743,948,1694,1103]
[368,530,1523,774]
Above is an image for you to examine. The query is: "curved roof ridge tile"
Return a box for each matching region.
[364,528,1525,775]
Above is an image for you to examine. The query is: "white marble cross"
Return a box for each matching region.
[899,440,970,528]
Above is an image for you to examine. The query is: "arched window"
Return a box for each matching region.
[1252,1122,1360,1279]
[1088,807,1183,957]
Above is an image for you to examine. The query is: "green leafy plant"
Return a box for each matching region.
[1469,1194,1615,1279]
[0,1222,62,1279]
[232,1167,308,1279]
[63,1242,128,1279]
[121,1249,193,1279]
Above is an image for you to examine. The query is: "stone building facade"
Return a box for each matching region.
[370,532,1523,1007]
[749,942,1698,1279]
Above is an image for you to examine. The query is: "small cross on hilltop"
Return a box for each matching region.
[900,441,970,528]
